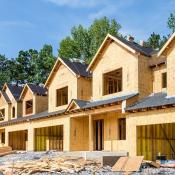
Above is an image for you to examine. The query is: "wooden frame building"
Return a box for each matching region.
[0,33,175,160]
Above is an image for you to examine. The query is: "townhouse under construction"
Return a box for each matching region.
[0,32,175,161]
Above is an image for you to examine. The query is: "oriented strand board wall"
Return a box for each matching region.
[22,89,33,116]
[48,64,77,112]
[138,55,153,99]
[70,117,89,151]
[35,96,48,114]
[166,41,175,96]
[92,42,139,100]
[77,77,92,101]
[152,66,167,93]
[4,115,71,151]
[126,108,175,157]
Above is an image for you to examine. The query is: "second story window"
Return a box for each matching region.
[103,68,122,95]
[12,107,15,118]
[25,100,33,115]
[56,87,68,107]
[162,72,167,88]
[0,109,5,121]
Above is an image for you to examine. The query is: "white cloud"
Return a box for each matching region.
[0,20,34,28]
[44,0,104,8]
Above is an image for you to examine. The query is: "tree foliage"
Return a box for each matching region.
[59,17,121,63]
[167,12,175,33]
[0,45,55,88]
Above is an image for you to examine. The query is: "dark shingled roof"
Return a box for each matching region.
[116,36,157,57]
[0,109,65,126]
[28,84,47,96]
[126,92,175,111]
[68,93,138,111]
[6,84,23,101]
[61,58,91,77]
[1,91,11,103]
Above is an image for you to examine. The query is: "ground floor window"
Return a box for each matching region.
[119,118,126,140]
[1,132,5,144]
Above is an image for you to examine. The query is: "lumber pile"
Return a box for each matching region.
[0,156,101,175]
[0,146,15,157]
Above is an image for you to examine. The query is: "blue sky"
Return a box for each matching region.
[0,0,175,58]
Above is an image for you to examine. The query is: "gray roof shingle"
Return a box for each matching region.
[126,92,175,111]
[61,58,91,77]
[6,84,23,101]
[116,36,157,57]
[1,91,11,103]
[28,84,47,96]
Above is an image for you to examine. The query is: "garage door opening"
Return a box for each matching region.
[137,123,175,160]
[35,125,63,151]
[9,130,28,150]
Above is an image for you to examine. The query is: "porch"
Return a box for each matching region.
[70,110,128,152]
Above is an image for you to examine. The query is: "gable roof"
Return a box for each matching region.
[87,34,155,71]
[45,57,91,88]
[20,83,47,100]
[126,92,175,112]
[2,83,23,101]
[158,32,175,57]
[0,91,11,103]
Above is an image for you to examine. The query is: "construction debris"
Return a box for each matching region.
[0,147,15,157]
[112,156,144,173]
[0,156,101,175]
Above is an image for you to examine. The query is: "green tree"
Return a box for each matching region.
[34,44,56,84]
[0,55,11,88]
[147,32,161,49]
[58,17,121,62]
[167,12,175,33]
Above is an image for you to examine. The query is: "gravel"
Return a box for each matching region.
[0,152,175,175]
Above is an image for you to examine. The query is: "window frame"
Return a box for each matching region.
[103,68,122,95]
[162,72,167,89]
[25,99,33,115]
[56,86,68,107]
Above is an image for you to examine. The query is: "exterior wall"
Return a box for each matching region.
[34,95,48,114]
[70,116,89,151]
[77,77,92,101]
[92,42,139,100]
[0,96,10,121]
[4,115,70,151]
[166,42,175,96]
[126,108,175,156]
[92,112,128,151]
[138,55,153,98]
[152,65,167,93]
[22,89,34,116]
[48,64,77,112]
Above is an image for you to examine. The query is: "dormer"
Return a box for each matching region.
[45,57,92,112]
[19,84,48,116]
[87,34,154,100]
[2,83,23,120]
[0,91,11,121]
[157,33,175,96]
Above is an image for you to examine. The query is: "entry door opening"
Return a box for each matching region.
[94,120,104,151]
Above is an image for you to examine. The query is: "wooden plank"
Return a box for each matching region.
[123,156,144,172]
[112,157,128,171]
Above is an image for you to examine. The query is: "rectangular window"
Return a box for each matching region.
[103,68,122,95]
[12,107,15,118]
[56,87,68,106]
[119,118,126,140]
[25,100,33,115]
[0,109,5,121]
[1,132,5,144]
[162,72,167,88]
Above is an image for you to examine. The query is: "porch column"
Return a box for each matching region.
[89,114,93,151]
[5,130,8,147]
[28,127,35,151]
